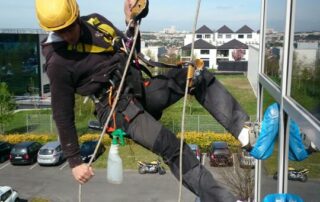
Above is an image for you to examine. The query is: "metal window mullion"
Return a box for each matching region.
[283,97,320,147]
[255,0,267,201]
[278,0,295,194]
[258,74,282,103]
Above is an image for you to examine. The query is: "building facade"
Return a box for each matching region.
[182,25,260,70]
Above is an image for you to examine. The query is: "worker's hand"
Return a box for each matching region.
[72,164,95,184]
[124,0,149,24]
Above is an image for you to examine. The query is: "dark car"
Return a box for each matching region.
[10,141,42,165]
[80,141,106,163]
[88,120,103,131]
[208,141,233,167]
[0,141,13,163]
[188,144,202,162]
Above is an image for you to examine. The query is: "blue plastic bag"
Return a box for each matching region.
[250,103,280,160]
[288,119,309,161]
[263,193,304,202]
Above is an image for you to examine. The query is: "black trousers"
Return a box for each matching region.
[96,68,249,202]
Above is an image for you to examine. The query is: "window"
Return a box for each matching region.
[218,34,223,38]
[200,50,210,55]
[238,34,244,39]
[43,84,50,93]
[226,34,231,39]
[205,34,211,38]
[196,34,202,39]
[0,34,41,96]
[247,34,252,39]
[1,190,12,201]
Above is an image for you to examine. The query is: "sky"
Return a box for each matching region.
[0,0,262,32]
[0,0,319,32]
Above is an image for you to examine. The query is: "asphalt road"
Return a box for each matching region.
[1,157,319,202]
[0,161,196,202]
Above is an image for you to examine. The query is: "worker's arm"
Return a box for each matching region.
[47,62,94,184]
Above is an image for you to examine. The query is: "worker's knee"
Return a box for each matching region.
[152,127,199,174]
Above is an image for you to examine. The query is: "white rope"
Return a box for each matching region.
[178,0,201,202]
[79,20,140,202]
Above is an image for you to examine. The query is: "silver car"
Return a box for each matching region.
[37,141,64,165]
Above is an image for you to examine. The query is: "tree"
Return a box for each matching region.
[220,155,255,201]
[0,82,16,133]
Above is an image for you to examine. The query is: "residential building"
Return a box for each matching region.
[181,39,216,69]
[181,25,259,71]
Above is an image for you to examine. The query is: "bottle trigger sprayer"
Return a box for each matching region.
[107,129,126,184]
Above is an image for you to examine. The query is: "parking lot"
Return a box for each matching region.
[0,159,197,202]
[1,155,320,202]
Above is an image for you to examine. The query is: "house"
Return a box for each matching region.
[180,39,216,69]
[181,25,259,70]
[184,25,214,46]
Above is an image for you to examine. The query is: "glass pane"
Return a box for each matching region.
[290,0,320,121]
[0,34,41,96]
[261,89,279,199]
[264,0,287,86]
[287,117,319,200]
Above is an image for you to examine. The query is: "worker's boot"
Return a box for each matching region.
[250,103,279,160]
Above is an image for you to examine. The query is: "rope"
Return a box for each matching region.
[78,20,140,202]
[178,0,201,202]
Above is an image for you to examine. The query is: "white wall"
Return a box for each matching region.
[247,45,260,96]
[295,49,319,69]
[39,34,50,97]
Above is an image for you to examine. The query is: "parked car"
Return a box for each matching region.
[10,141,42,165]
[0,186,19,202]
[88,120,103,131]
[0,142,13,163]
[208,141,233,167]
[80,141,106,163]
[188,144,202,162]
[238,149,255,169]
[37,141,65,166]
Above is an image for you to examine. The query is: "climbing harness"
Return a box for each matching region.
[78,19,141,202]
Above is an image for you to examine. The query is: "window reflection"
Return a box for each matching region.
[0,34,40,96]
[264,0,287,86]
[261,91,278,199]
[291,0,320,121]
[287,116,320,200]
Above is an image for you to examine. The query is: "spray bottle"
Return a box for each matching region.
[107,129,127,184]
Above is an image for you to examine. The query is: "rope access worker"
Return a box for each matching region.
[35,0,255,201]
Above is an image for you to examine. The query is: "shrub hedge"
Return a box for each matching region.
[0,132,240,152]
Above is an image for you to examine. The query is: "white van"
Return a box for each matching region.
[37,141,64,165]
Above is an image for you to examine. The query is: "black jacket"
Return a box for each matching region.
[42,13,125,168]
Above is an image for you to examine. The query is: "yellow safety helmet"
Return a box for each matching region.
[35,0,79,31]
